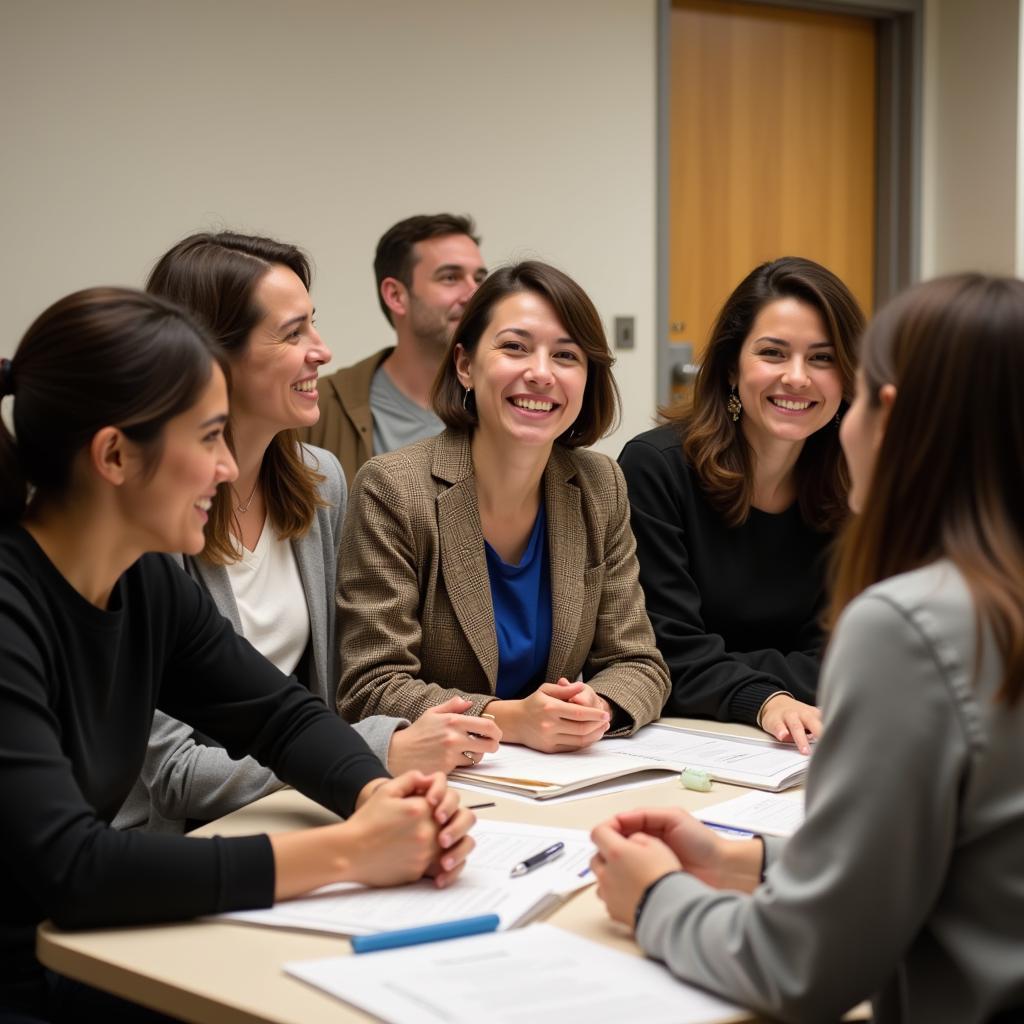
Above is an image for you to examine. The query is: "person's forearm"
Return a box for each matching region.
[270,824,355,901]
[484,699,523,743]
[270,777,387,901]
[710,836,764,893]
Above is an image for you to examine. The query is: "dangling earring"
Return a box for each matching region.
[462,386,473,412]
[727,385,742,423]
[834,411,842,427]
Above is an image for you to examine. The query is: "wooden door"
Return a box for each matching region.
[668,0,877,378]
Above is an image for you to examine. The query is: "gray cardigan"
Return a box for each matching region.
[114,445,406,833]
[637,561,1024,1023]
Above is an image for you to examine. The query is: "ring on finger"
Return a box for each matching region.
[462,750,478,765]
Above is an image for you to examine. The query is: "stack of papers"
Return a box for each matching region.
[451,723,809,799]
[285,924,746,1024]
[694,790,805,837]
[218,819,594,936]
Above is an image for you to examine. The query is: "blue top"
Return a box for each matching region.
[484,504,553,699]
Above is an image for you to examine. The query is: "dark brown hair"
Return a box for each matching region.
[374,213,480,325]
[432,261,619,447]
[668,256,863,530]
[0,287,214,523]
[147,231,324,565]
[828,274,1024,704]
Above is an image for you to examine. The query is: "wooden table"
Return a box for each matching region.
[37,720,794,1024]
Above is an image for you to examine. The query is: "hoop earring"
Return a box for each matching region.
[727,385,742,423]
[462,386,473,412]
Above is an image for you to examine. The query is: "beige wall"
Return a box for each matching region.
[4,0,1023,446]
[920,0,1021,278]
[0,0,658,455]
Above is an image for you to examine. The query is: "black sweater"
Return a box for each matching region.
[618,425,832,725]
[0,526,388,1010]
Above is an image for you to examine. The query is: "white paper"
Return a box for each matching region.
[285,924,745,1024]
[453,768,672,805]
[455,724,808,797]
[601,724,808,788]
[219,820,594,936]
[462,741,668,787]
[694,790,805,837]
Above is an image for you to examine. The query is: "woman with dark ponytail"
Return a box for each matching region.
[0,289,474,1022]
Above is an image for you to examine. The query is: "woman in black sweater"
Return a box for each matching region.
[0,288,474,1021]
[620,258,863,751]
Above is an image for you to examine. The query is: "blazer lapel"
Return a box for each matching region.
[434,432,500,686]
[545,447,584,680]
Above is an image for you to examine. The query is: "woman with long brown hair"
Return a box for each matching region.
[117,231,498,833]
[619,257,862,751]
[591,274,1024,1023]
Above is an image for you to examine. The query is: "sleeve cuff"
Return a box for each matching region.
[727,683,785,726]
[635,870,713,956]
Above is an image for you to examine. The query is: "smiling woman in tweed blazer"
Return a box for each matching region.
[336,262,669,762]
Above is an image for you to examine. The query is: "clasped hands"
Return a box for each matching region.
[589,807,764,928]
[486,677,613,753]
[389,680,612,772]
[348,770,476,888]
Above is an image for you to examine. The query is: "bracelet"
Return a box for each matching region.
[754,834,766,883]
[755,690,793,729]
[634,870,681,929]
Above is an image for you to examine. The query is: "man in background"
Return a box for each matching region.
[304,213,487,483]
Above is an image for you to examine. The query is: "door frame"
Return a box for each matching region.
[656,0,923,405]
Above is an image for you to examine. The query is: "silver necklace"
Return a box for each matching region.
[233,478,259,514]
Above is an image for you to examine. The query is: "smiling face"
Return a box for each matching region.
[227,263,331,435]
[123,364,237,555]
[454,290,588,453]
[733,297,843,455]
[402,234,488,350]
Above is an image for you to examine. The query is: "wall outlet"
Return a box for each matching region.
[613,316,635,350]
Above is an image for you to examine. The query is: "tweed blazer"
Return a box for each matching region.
[114,445,405,833]
[335,429,670,733]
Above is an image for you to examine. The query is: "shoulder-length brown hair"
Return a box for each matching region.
[667,256,863,530]
[433,261,619,447]
[828,274,1024,705]
[147,231,324,564]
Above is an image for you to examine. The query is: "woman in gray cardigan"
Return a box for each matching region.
[590,274,1024,1023]
[117,232,499,832]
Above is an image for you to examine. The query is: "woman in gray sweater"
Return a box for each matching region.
[117,232,500,832]
[590,274,1024,1023]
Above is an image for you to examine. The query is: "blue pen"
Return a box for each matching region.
[350,913,500,954]
[702,821,756,839]
[510,841,564,877]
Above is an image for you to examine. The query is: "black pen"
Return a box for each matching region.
[510,842,564,877]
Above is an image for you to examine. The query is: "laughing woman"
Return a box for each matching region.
[0,289,473,1020]
[116,232,497,834]
[592,274,1024,1023]
[619,258,862,751]
[336,262,669,756]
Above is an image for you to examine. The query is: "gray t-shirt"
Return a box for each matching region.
[370,364,444,456]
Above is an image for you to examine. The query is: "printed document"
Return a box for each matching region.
[218,819,593,936]
[695,790,805,837]
[285,924,746,1024]
[453,723,808,797]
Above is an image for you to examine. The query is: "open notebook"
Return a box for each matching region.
[450,723,809,798]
